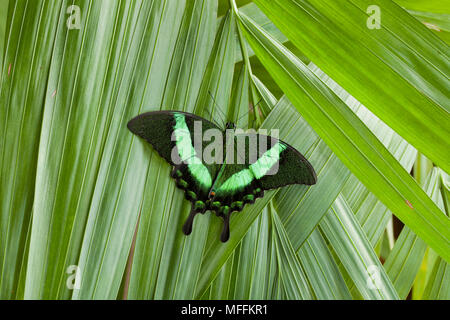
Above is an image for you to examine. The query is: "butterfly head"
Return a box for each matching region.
[225,122,236,130]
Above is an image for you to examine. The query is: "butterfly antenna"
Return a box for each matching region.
[236,97,263,127]
[208,90,227,127]
[204,108,223,129]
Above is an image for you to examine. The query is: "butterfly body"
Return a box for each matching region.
[128,111,316,242]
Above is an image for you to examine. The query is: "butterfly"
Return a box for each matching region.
[128,111,317,242]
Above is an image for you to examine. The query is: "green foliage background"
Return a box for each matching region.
[0,0,449,300]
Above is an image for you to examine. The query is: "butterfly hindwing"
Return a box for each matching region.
[212,132,316,214]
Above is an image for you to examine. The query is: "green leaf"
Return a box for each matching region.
[205,213,275,299]
[273,68,414,299]
[270,204,313,299]
[394,0,450,14]
[422,257,450,299]
[252,0,450,173]
[26,0,173,299]
[236,9,450,263]
[419,170,450,300]
[251,74,277,113]
[408,10,450,32]
[308,64,417,247]
[233,3,287,63]
[321,195,400,300]
[226,208,275,299]
[384,168,442,299]
[408,10,450,45]
[275,135,350,250]
[297,230,352,300]
[0,0,8,73]
[1,1,62,299]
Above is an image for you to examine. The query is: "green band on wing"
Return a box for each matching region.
[250,142,287,179]
[174,113,200,164]
[173,113,212,188]
[217,142,286,193]
[217,169,254,193]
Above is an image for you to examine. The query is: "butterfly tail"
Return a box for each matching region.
[182,206,198,236]
[220,214,231,242]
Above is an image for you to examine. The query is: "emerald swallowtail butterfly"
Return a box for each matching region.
[128,111,316,242]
